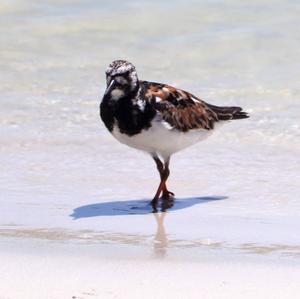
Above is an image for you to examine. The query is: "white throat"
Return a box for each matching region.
[111,88,125,100]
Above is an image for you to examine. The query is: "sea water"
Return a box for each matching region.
[0,0,300,259]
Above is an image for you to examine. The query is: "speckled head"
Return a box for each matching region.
[105,60,139,100]
[106,60,136,76]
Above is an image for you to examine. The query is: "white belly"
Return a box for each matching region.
[112,117,219,159]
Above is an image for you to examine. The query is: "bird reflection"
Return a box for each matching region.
[153,211,168,258]
[71,196,227,259]
[153,198,173,258]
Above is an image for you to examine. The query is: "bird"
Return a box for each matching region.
[100,60,249,211]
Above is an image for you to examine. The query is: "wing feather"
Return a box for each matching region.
[143,82,218,131]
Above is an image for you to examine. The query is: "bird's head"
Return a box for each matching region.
[104,60,139,100]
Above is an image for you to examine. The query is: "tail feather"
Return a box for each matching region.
[206,104,249,120]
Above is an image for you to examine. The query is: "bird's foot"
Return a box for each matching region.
[161,197,174,211]
[151,190,174,213]
[151,198,158,213]
[161,190,175,201]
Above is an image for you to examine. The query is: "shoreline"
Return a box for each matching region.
[1,236,299,299]
[1,225,300,264]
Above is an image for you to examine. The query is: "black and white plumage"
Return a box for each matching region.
[100,60,249,211]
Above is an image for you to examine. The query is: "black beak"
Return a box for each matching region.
[104,79,117,95]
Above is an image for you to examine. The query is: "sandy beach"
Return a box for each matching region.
[1,235,300,299]
[1,0,300,298]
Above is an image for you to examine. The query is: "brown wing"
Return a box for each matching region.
[142,81,219,132]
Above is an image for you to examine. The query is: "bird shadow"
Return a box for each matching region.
[70,196,227,219]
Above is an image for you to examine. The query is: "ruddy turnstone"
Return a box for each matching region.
[100,60,249,211]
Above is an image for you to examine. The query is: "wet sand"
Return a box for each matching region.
[1,236,300,299]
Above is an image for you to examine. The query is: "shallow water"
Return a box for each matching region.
[1,0,300,260]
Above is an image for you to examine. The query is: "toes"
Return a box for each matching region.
[151,199,158,212]
[161,199,174,210]
[162,190,175,200]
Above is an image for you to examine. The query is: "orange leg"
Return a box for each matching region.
[151,156,174,211]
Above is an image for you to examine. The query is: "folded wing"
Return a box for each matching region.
[142,81,248,132]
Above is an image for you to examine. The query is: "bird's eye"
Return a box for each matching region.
[115,76,128,85]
